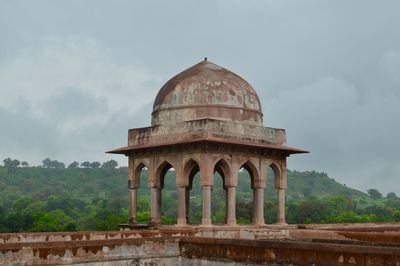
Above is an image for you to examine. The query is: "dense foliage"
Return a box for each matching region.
[0,158,399,232]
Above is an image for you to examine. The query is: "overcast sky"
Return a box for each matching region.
[1,1,399,194]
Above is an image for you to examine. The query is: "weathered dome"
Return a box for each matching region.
[152,60,263,126]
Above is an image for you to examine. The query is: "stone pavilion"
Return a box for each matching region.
[109,59,307,227]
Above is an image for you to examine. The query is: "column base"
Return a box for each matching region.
[128,217,137,225]
[150,218,161,227]
[253,222,265,226]
[176,218,187,226]
[226,218,237,226]
[200,218,212,227]
[276,221,287,226]
[253,218,265,226]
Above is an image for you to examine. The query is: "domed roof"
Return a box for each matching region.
[152,60,263,126]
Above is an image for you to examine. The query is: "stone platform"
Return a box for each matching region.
[1,223,400,265]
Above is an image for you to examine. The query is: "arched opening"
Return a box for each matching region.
[264,163,280,224]
[184,159,201,224]
[236,161,257,224]
[156,161,178,224]
[212,159,229,224]
[134,163,151,224]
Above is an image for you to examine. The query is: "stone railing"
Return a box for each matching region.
[2,225,400,265]
[128,118,286,147]
[1,234,400,265]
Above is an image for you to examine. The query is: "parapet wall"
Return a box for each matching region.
[128,118,286,147]
[0,226,290,244]
[1,224,400,266]
[2,236,400,265]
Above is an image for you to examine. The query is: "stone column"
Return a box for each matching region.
[277,188,286,224]
[150,187,160,225]
[224,188,228,223]
[185,188,190,223]
[177,186,187,226]
[201,185,212,226]
[129,188,137,224]
[157,188,162,223]
[253,187,265,226]
[226,186,237,225]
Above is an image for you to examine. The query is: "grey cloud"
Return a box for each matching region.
[0,103,55,161]
[1,1,400,195]
[42,87,107,120]
[0,87,151,165]
[264,76,400,194]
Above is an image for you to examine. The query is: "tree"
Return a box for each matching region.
[42,158,52,168]
[3,158,20,173]
[323,211,359,223]
[90,161,101,169]
[80,161,91,168]
[21,161,29,168]
[30,209,76,232]
[236,200,253,224]
[295,198,330,224]
[68,161,79,168]
[3,158,20,168]
[367,188,382,200]
[362,205,393,221]
[42,158,65,169]
[102,160,118,169]
[88,208,126,231]
[53,160,65,169]
[0,204,6,232]
[387,192,397,199]
[325,196,354,216]
[394,209,400,222]
[302,186,313,198]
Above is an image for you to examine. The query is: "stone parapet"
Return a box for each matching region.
[127,118,286,147]
[1,229,400,265]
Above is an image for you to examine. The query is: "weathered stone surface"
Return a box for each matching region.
[2,225,400,265]
[152,61,263,127]
[127,118,287,148]
[108,60,308,228]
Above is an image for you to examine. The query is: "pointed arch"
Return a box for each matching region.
[210,158,231,224]
[155,160,175,189]
[268,161,281,189]
[183,158,200,189]
[264,161,283,224]
[130,160,151,224]
[183,158,201,224]
[213,158,231,187]
[134,162,148,188]
[235,160,261,224]
[239,160,259,189]
[153,160,177,224]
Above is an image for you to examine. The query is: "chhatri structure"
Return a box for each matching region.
[109,59,307,227]
[4,61,400,266]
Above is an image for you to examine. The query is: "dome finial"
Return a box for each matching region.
[204,57,207,61]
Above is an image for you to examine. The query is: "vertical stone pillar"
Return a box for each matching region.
[201,185,212,226]
[224,187,228,223]
[226,186,237,225]
[253,187,265,226]
[277,188,286,224]
[177,186,187,226]
[157,188,162,223]
[150,187,160,225]
[185,188,190,223]
[129,188,137,224]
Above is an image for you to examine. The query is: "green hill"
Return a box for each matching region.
[284,170,367,200]
[0,163,398,232]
